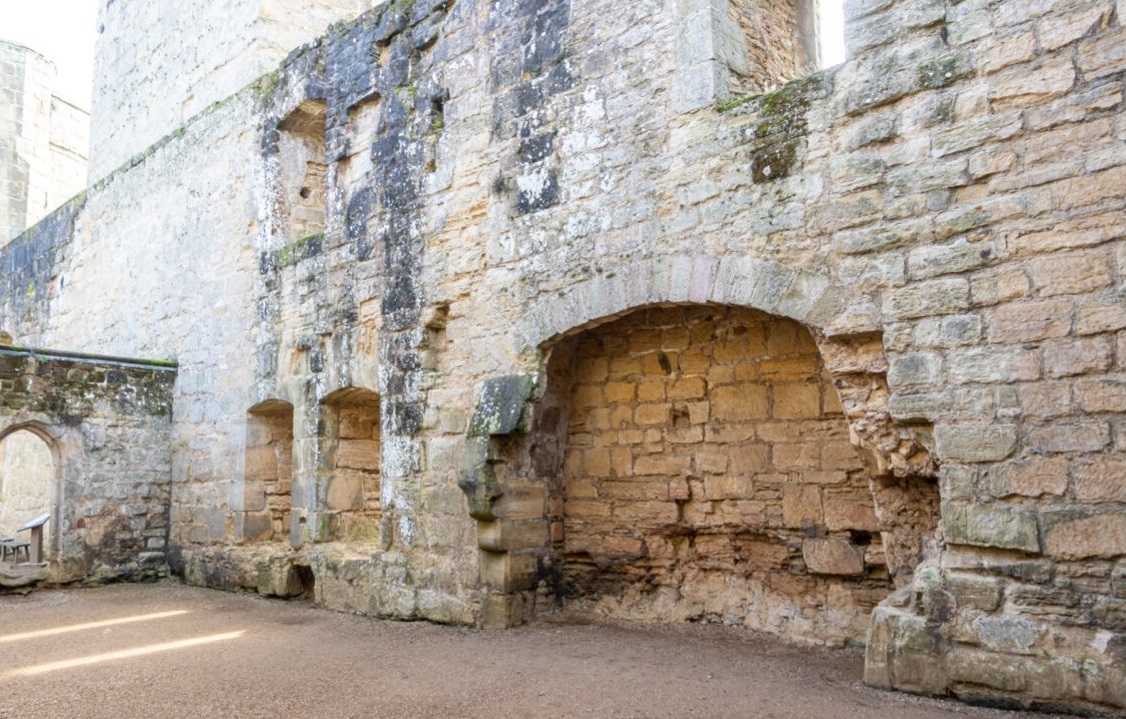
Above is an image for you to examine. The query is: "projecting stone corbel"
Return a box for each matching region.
[457,374,537,521]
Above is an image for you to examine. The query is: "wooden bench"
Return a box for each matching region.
[0,538,30,563]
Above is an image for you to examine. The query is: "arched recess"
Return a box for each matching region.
[239,400,295,544]
[474,258,938,632]
[535,304,889,643]
[0,422,60,560]
[316,387,382,543]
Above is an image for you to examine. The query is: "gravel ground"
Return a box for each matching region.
[0,582,1066,719]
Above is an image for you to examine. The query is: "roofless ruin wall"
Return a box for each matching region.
[1,0,1124,713]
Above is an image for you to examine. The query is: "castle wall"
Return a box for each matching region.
[1,0,1124,712]
[88,0,372,182]
[0,347,175,583]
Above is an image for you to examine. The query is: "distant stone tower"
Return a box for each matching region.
[0,39,89,245]
[89,0,373,182]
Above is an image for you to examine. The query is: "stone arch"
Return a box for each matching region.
[509,254,868,357]
[0,421,61,560]
[315,386,382,544]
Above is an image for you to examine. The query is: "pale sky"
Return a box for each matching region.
[821,0,846,67]
[0,0,99,110]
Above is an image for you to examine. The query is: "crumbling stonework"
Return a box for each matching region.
[0,0,1124,713]
[0,347,176,583]
[539,305,892,645]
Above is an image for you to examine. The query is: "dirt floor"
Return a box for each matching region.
[0,582,1070,719]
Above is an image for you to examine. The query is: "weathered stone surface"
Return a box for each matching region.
[971,614,1041,654]
[985,457,1068,498]
[1042,510,1126,560]
[802,538,866,576]
[941,503,1040,552]
[467,375,537,437]
[934,425,1018,462]
[2,0,1125,713]
[0,348,175,584]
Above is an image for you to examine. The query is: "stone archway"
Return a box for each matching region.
[0,423,58,552]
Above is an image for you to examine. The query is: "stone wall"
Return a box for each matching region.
[88,0,372,181]
[0,346,176,583]
[0,0,1124,712]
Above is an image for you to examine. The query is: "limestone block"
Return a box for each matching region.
[634,453,691,476]
[710,384,769,421]
[236,511,274,541]
[1072,455,1126,501]
[863,605,897,688]
[476,520,547,552]
[1091,597,1126,630]
[971,614,1042,654]
[1030,250,1113,298]
[1028,421,1110,454]
[823,496,879,532]
[1043,337,1113,378]
[802,538,865,575]
[479,592,526,629]
[326,471,363,510]
[985,457,1068,498]
[773,442,821,470]
[244,445,279,481]
[946,346,1040,384]
[1043,509,1126,560]
[887,353,943,387]
[1073,378,1126,413]
[336,439,380,469]
[255,558,306,598]
[611,500,678,524]
[1078,26,1126,79]
[601,480,669,501]
[946,572,1002,612]
[931,112,1023,158]
[883,279,970,320]
[782,484,822,527]
[871,609,950,695]
[728,444,769,473]
[989,298,1076,343]
[992,55,1076,108]
[479,550,536,592]
[946,649,1029,693]
[467,374,536,437]
[941,502,1040,552]
[934,424,1017,462]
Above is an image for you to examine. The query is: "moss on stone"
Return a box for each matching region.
[273,232,325,268]
[742,75,826,183]
[917,56,967,91]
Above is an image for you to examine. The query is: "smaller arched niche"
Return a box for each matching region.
[0,428,55,544]
[243,400,296,543]
[319,387,382,543]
